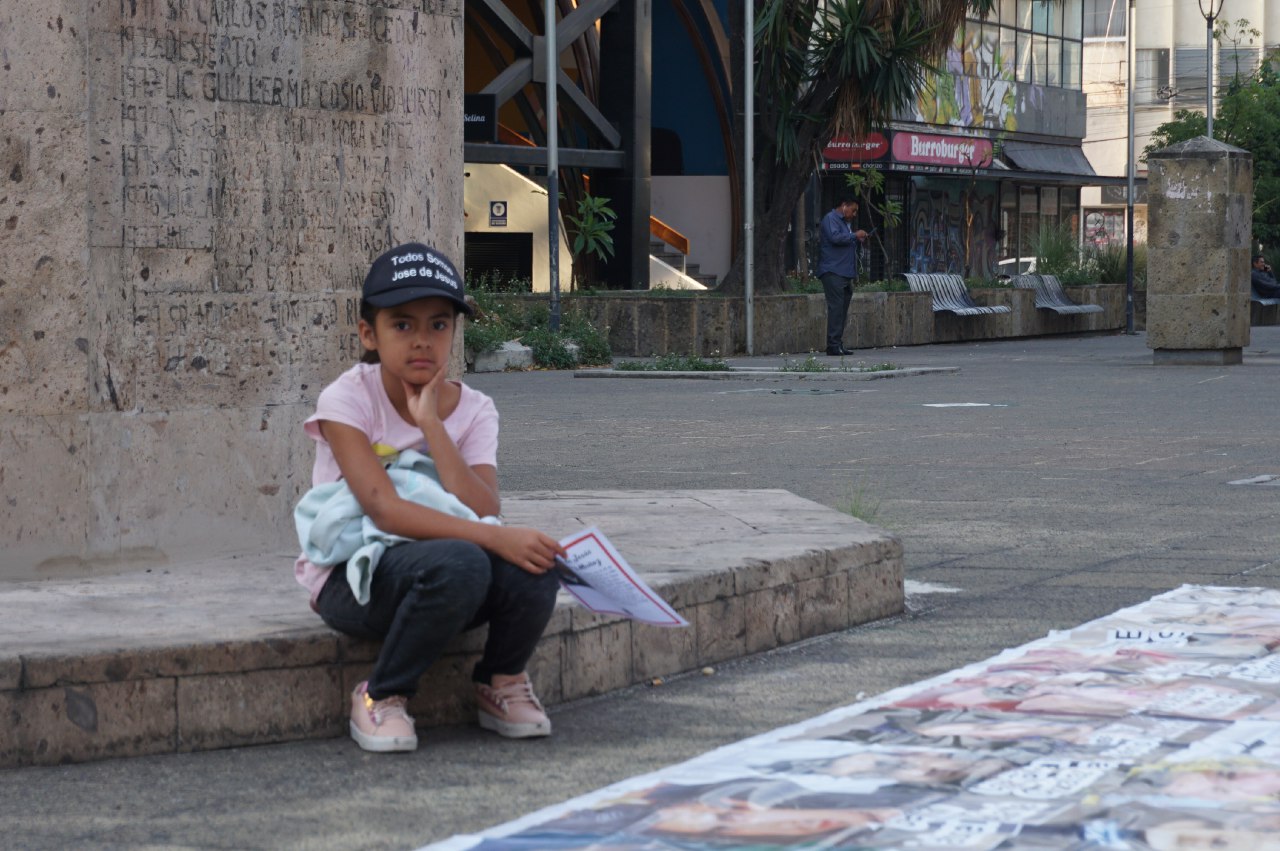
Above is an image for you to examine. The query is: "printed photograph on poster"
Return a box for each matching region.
[420,586,1280,851]
[555,527,688,627]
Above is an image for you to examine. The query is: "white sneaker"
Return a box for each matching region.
[349,680,417,752]
[475,675,552,738]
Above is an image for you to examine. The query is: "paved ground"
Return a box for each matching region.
[3,328,1279,850]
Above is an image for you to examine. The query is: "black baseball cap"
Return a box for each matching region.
[362,242,473,315]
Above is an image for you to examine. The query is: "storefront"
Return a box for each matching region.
[820,129,1094,281]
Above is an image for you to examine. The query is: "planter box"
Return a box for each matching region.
[487,285,1125,358]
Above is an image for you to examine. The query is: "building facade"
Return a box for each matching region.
[1081,0,1275,248]
[462,0,1101,288]
[820,0,1098,280]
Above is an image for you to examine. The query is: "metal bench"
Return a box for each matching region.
[903,273,1011,316]
[1252,291,1280,306]
[1011,273,1104,315]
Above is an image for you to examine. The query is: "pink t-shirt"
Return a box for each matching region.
[293,362,499,599]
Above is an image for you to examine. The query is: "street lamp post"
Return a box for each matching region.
[744,0,755,355]
[546,0,560,331]
[1125,0,1136,334]
[1199,0,1226,138]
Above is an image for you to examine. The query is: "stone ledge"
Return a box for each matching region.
[0,490,902,768]
[498,286,1124,357]
[572,367,959,381]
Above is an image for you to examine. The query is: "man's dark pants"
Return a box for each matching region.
[820,272,853,351]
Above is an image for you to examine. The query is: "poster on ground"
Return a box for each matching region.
[422,585,1280,850]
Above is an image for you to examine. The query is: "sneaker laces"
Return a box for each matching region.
[487,679,543,714]
[366,692,411,725]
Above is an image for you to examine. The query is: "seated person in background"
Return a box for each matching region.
[1251,254,1280,299]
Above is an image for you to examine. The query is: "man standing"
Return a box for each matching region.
[1251,254,1280,299]
[816,195,869,356]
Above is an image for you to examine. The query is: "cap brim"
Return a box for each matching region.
[364,286,474,315]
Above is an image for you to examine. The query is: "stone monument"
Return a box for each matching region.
[1,0,463,579]
[1145,136,1252,365]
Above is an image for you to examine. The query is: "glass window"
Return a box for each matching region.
[1018,31,1033,82]
[1047,38,1062,87]
[1063,0,1082,39]
[1061,189,1080,241]
[983,22,1001,54]
[1063,39,1082,89]
[1031,0,1048,32]
[1019,186,1039,258]
[1034,35,1049,85]
[963,25,980,75]
[1083,0,1124,38]
[1136,48,1171,104]
[1084,208,1124,248]
[1017,0,1033,31]
[1220,48,1261,88]
[1041,0,1061,35]
[1174,47,1207,106]
[1000,26,1018,76]
[1000,183,1018,262]
[1041,186,1060,220]
[1000,0,1016,27]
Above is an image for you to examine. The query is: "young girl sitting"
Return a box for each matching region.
[294,242,565,753]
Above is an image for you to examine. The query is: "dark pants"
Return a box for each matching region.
[820,272,853,351]
[316,538,560,701]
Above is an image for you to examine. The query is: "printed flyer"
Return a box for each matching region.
[555,527,688,627]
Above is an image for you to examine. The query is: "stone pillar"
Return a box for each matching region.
[0,0,463,578]
[1146,136,1252,365]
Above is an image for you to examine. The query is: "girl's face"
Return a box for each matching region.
[359,296,456,386]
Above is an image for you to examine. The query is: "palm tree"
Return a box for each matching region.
[719,0,997,295]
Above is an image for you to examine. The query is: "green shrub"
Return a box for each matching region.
[852,279,909,293]
[1054,262,1099,286]
[969,276,1011,289]
[780,354,830,372]
[1030,223,1081,276]
[615,353,731,371]
[467,271,532,295]
[562,311,613,366]
[521,326,577,370]
[1090,243,1147,289]
[463,312,513,356]
[784,272,824,293]
[637,285,714,298]
[464,283,616,368]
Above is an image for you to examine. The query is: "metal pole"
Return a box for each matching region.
[1198,0,1224,138]
[1206,13,1214,138]
[1125,0,1136,334]
[744,0,754,356]
[546,0,561,331]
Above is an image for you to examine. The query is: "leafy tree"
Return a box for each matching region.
[1145,61,1280,247]
[565,193,617,290]
[844,169,903,280]
[719,0,995,295]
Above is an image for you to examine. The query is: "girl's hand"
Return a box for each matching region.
[403,368,446,428]
[489,526,566,575]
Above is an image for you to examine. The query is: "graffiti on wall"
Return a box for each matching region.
[914,28,1042,132]
[908,182,1000,277]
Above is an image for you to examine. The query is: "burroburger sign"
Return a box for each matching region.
[893,132,993,168]
[822,130,997,173]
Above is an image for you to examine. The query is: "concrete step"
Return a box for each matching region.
[683,263,718,289]
[649,241,687,273]
[0,490,902,768]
